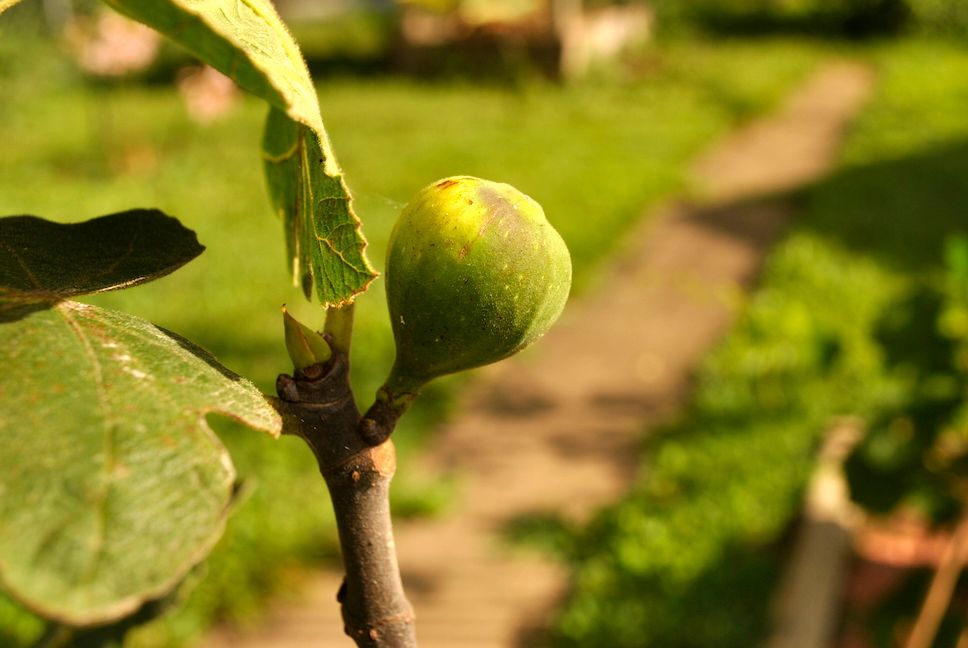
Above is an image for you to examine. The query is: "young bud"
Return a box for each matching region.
[282,305,332,370]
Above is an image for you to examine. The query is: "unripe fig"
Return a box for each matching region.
[383,176,572,397]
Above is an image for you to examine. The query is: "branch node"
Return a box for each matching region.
[276,351,416,646]
[358,417,380,443]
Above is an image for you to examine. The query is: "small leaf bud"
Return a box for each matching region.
[282,305,332,370]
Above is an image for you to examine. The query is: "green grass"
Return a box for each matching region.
[541,37,968,648]
[0,12,827,645]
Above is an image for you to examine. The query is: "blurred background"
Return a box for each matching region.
[2,0,968,646]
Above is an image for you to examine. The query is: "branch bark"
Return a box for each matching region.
[277,352,416,648]
[904,514,968,648]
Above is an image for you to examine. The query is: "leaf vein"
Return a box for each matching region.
[0,237,44,290]
[56,305,115,583]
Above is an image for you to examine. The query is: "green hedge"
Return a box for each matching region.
[908,0,968,36]
[545,39,968,647]
[546,228,899,647]
[652,0,968,38]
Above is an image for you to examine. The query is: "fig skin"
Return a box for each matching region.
[383,176,572,396]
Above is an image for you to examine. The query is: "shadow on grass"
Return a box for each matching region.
[672,138,968,279]
[668,139,968,283]
[804,138,968,274]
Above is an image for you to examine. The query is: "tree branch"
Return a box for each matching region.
[904,514,968,648]
[277,353,416,648]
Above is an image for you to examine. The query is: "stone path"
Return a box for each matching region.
[203,61,874,648]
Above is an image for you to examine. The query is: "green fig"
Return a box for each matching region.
[383,176,572,397]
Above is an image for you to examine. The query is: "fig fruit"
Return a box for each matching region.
[382,175,572,397]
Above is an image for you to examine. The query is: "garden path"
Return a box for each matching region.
[203,61,874,648]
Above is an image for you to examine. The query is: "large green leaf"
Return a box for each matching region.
[100,0,377,306]
[0,212,282,624]
[0,303,281,624]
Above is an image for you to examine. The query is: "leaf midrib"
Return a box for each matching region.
[56,303,115,584]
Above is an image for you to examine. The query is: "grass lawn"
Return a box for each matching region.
[0,10,829,645]
[542,38,968,648]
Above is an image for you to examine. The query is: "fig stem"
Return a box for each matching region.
[277,353,416,648]
[359,398,403,446]
[359,382,418,446]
